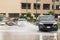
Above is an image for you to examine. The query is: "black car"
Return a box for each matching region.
[37,15,58,32]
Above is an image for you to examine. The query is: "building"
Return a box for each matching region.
[20,0,60,18]
[0,0,20,18]
[0,0,60,18]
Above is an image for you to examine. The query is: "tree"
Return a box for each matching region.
[26,13,32,19]
[26,13,31,17]
[34,13,40,19]
[20,13,27,19]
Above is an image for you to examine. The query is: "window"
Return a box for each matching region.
[52,0,59,2]
[21,3,26,9]
[0,13,6,16]
[52,5,54,10]
[9,13,19,17]
[43,4,50,10]
[56,5,60,10]
[28,3,31,9]
[34,3,40,9]
[21,3,31,9]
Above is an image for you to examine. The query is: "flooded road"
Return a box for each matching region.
[0,21,58,40]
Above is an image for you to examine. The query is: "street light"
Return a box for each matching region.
[53,0,55,13]
[36,0,40,20]
[26,0,28,13]
[52,0,56,18]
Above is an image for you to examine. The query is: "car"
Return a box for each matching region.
[0,17,6,25]
[37,15,58,32]
[0,21,5,25]
[17,18,27,26]
[6,18,16,26]
[6,21,14,26]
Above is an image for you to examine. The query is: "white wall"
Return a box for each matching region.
[0,0,20,13]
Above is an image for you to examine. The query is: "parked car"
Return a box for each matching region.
[6,19,16,26]
[0,21,5,25]
[17,18,27,26]
[0,17,6,25]
[37,15,58,31]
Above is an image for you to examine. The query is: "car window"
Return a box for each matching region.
[18,19,27,21]
[40,16,55,21]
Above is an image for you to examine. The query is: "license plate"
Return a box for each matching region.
[47,26,50,28]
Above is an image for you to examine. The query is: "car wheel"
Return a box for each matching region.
[54,29,58,31]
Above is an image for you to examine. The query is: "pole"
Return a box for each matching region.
[36,0,38,20]
[26,0,28,13]
[53,0,55,13]
[53,0,55,18]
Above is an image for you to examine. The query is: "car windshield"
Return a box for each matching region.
[18,19,26,21]
[40,16,55,21]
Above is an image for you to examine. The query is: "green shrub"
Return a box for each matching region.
[34,13,40,19]
[57,22,60,29]
[26,13,31,17]
[13,18,18,22]
[20,15,27,19]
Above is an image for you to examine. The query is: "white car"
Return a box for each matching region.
[0,21,5,25]
[17,18,27,26]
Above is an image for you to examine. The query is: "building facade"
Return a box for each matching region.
[0,0,60,18]
[20,0,60,18]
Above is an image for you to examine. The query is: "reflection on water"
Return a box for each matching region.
[0,32,57,40]
[3,32,39,40]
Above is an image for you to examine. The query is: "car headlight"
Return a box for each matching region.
[53,24,57,28]
[53,22,57,24]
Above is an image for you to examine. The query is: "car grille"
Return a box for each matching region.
[44,24,53,27]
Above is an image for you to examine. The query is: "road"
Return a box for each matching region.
[0,25,58,40]
[0,20,59,33]
[0,21,58,40]
[0,25,59,34]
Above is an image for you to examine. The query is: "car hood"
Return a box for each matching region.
[40,21,57,24]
